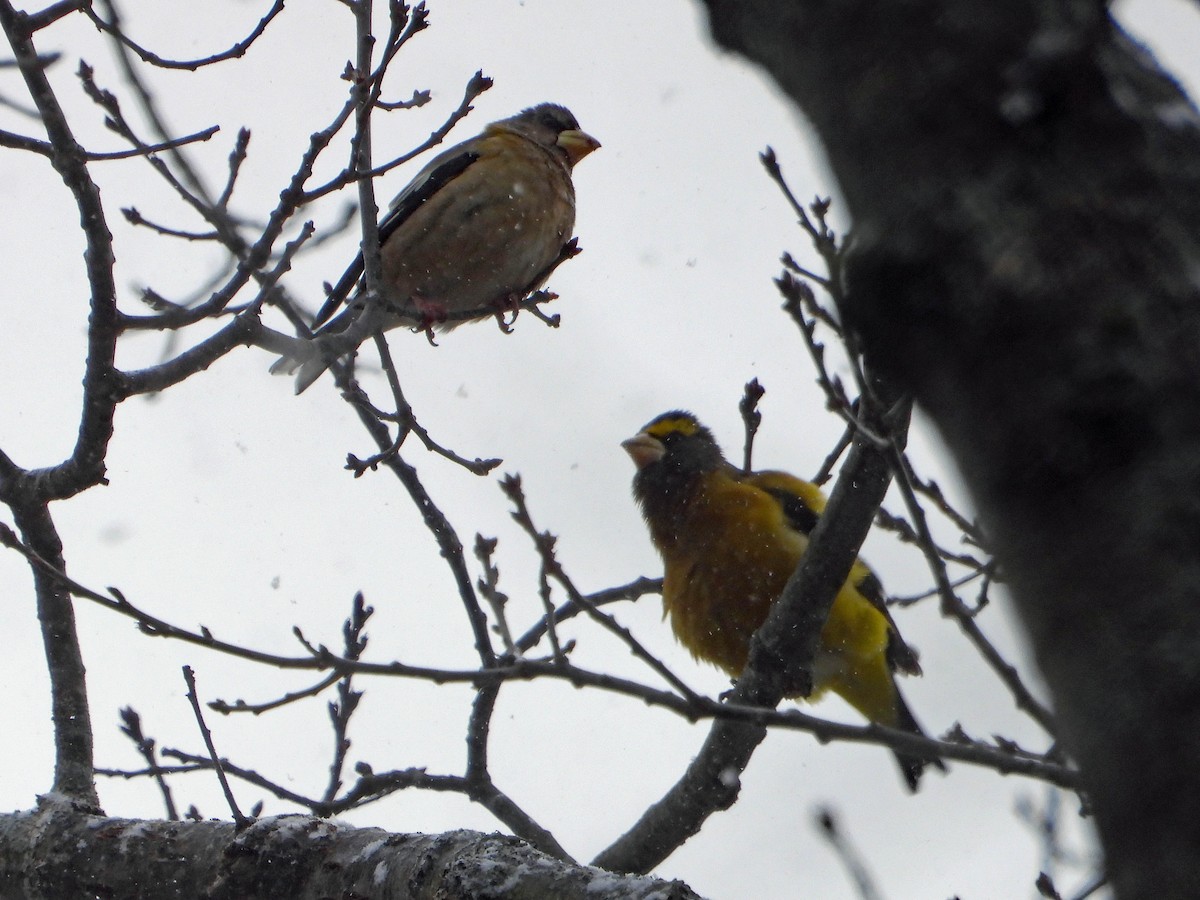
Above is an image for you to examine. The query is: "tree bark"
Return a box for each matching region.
[700,2,1200,897]
[0,797,700,899]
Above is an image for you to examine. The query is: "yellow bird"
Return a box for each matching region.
[622,410,941,790]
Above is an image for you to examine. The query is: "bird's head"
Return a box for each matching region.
[503,103,601,168]
[622,411,728,516]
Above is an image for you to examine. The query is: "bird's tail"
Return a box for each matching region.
[889,689,946,792]
[267,330,357,395]
[268,350,329,395]
[826,653,945,791]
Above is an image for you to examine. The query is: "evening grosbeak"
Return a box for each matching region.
[623,411,942,791]
[276,103,600,393]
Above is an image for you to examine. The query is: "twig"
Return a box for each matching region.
[344,333,501,476]
[475,535,517,656]
[871,505,987,570]
[182,666,248,828]
[887,442,1058,735]
[761,149,842,298]
[889,567,989,608]
[464,682,569,858]
[322,594,371,805]
[739,378,766,474]
[84,0,285,71]
[118,707,178,820]
[811,421,854,485]
[210,673,343,716]
[122,206,219,240]
[23,0,85,32]
[335,369,497,669]
[814,807,883,900]
[302,68,491,204]
[501,474,700,701]
[0,123,217,159]
[513,576,661,654]
[778,272,889,447]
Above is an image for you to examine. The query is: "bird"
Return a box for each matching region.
[622,410,943,790]
[274,102,600,393]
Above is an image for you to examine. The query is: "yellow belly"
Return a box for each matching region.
[659,478,902,727]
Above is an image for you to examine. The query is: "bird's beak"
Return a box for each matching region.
[621,432,664,469]
[557,129,601,166]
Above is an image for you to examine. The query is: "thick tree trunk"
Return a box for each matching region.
[701,2,1200,897]
[0,797,699,899]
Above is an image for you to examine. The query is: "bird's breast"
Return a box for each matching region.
[657,482,805,675]
[381,138,576,314]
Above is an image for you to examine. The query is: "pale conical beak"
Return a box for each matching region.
[621,433,664,469]
[557,129,601,167]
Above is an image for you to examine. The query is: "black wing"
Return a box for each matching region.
[756,472,922,676]
[768,488,822,537]
[311,149,482,331]
[854,567,921,675]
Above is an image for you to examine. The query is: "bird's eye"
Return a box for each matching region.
[538,108,578,133]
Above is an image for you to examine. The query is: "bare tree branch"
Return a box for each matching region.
[0,798,699,899]
[82,0,285,71]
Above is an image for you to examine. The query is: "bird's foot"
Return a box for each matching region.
[408,296,449,344]
[490,292,529,334]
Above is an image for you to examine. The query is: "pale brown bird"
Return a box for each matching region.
[276,103,600,392]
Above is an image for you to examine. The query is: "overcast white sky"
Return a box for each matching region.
[2,1,1198,897]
